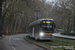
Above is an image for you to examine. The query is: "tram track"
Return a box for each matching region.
[47,38,75,46]
[54,37,75,45]
[25,36,75,50]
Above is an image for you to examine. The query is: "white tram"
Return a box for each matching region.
[28,19,55,40]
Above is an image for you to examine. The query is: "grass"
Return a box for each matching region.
[25,36,75,50]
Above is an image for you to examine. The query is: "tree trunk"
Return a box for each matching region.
[14,20,17,34]
[17,20,21,32]
[0,1,3,36]
[67,18,70,33]
[62,17,65,32]
[8,18,14,34]
[0,16,5,36]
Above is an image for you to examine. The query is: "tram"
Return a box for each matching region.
[28,19,55,40]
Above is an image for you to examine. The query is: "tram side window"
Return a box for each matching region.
[31,26,32,34]
[34,25,36,33]
[36,24,39,33]
[38,24,42,32]
[34,24,38,33]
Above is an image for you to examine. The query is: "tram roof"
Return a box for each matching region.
[29,19,54,26]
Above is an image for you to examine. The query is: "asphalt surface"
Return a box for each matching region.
[0,34,43,50]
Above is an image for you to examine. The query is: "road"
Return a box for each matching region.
[0,34,43,50]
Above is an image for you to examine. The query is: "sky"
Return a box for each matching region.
[46,0,56,2]
[45,0,65,7]
[45,0,57,7]
[45,0,57,4]
[46,0,53,2]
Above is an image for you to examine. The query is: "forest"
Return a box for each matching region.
[0,0,75,35]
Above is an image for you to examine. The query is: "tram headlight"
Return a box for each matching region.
[52,34,54,36]
[39,32,44,36]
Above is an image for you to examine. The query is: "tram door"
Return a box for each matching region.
[32,27,34,38]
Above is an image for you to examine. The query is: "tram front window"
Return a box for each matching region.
[42,24,53,33]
